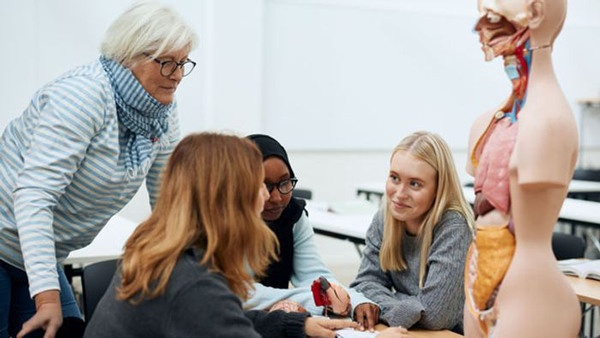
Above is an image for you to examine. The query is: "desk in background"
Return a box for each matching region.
[63,215,138,280]
[63,209,461,336]
[461,186,600,235]
[357,180,600,202]
[356,183,600,233]
[577,98,600,166]
[566,275,600,337]
[308,199,600,337]
[307,199,600,304]
[64,215,138,265]
[567,275,600,307]
[356,182,386,201]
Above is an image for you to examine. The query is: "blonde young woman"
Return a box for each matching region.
[351,131,474,333]
[84,133,381,338]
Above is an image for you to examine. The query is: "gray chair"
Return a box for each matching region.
[81,259,118,321]
[293,188,313,200]
[552,232,586,260]
[570,169,600,202]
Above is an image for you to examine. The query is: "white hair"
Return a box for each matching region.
[100,0,198,65]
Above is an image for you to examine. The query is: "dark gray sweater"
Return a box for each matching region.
[84,248,308,338]
[350,209,471,331]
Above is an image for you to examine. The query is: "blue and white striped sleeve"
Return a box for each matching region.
[146,107,180,209]
[13,76,106,297]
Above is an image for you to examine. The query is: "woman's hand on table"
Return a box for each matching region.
[269,299,308,313]
[353,303,381,331]
[305,317,359,337]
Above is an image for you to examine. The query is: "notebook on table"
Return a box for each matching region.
[558,259,600,280]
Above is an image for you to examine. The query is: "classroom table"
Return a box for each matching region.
[356,180,600,202]
[567,275,600,307]
[306,200,376,248]
[461,186,600,232]
[569,180,600,195]
[373,324,462,338]
[305,200,377,256]
[64,215,138,265]
[62,211,462,336]
[566,275,600,337]
[308,200,600,337]
[309,188,600,247]
[406,329,462,338]
[307,200,600,306]
[577,98,600,166]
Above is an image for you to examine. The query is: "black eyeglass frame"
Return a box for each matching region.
[265,178,298,195]
[144,53,196,77]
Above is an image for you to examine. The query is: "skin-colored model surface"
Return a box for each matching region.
[464,0,580,336]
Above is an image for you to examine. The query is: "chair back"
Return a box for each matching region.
[293,188,313,200]
[573,169,600,182]
[552,232,586,260]
[571,169,600,201]
[81,259,118,321]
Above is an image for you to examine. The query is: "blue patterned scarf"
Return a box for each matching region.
[99,56,173,179]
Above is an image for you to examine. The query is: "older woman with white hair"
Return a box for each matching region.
[0,2,197,337]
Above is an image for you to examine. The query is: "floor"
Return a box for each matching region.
[313,234,362,286]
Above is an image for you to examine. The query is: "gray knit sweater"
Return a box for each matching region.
[350,209,471,331]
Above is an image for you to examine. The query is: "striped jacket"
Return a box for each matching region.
[0,59,179,297]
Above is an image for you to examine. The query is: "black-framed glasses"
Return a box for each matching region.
[144,53,196,77]
[265,178,298,195]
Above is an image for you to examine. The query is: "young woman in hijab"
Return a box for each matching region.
[245,134,377,330]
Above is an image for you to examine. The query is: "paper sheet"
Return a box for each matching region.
[335,328,379,338]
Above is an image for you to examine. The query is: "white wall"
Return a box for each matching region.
[1,0,599,222]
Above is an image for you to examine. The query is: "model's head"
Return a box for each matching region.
[119,132,277,302]
[381,131,473,287]
[248,134,297,222]
[475,0,566,61]
[100,1,199,104]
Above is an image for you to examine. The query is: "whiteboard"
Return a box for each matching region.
[262,0,600,151]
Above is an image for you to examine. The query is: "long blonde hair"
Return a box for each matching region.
[379,131,474,288]
[118,132,278,302]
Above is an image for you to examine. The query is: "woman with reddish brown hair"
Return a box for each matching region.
[84,132,362,338]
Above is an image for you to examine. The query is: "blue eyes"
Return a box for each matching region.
[410,181,422,188]
[389,174,422,188]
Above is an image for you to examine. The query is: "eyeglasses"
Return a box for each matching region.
[144,53,196,77]
[265,178,298,195]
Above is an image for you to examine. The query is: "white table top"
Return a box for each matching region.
[63,187,600,266]
[64,215,138,265]
[306,200,377,242]
[568,180,600,193]
[461,186,600,225]
[312,187,600,244]
[357,179,600,195]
